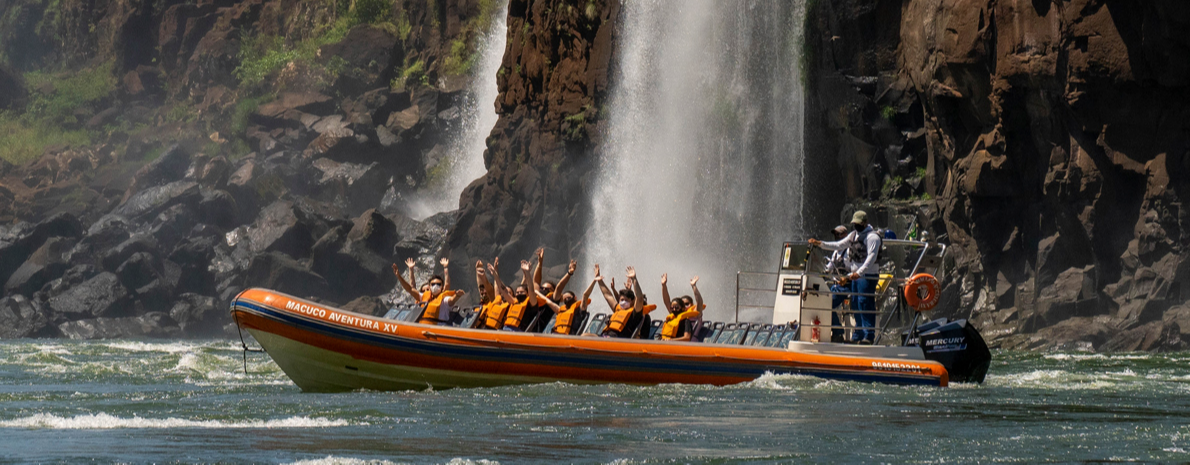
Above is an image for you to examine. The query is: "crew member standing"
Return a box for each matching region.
[809,211,882,344]
[824,225,849,343]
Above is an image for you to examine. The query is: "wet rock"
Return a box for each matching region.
[47,272,131,318]
[123,145,191,198]
[4,237,73,296]
[341,295,387,317]
[35,264,101,301]
[197,188,238,229]
[168,293,226,336]
[244,199,348,259]
[241,252,330,302]
[101,234,160,271]
[0,213,84,287]
[57,312,181,339]
[310,158,388,216]
[168,233,219,296]
[68,215,132,267]
[197,156,231,188]
[111,180,202,221]
[0,295,59,338]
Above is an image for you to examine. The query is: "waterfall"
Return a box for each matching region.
[410,2,509,218]
[583,0,806,320]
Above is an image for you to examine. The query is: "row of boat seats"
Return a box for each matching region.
[381,305,798,348]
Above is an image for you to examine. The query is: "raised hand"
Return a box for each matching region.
[475,259,483,270]
[661,273,668,285]
[493,257,500,267]
[625,266,636,280]
[594,264,601,278]
[568,260,577,274]
[609,277,616,289]
[487,263,499,277]
[391,263,401,275]
[690,276,699,286]
[476,266,486,278]
[455,289,466,297]
[440,257,450,268]
[535,247,544,262]
[405,257,416,269]
[520,260,531,272]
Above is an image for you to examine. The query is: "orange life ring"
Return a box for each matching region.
[904,273,940,312]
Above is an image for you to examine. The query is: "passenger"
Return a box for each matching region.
[482,260,514,330]
[391,257,424,304]
[500,260,540,331]
[825,225,849,343]
[660,274,704,341]
[525,248,562,332]
[416,258,465,325]
[471,260,496,328]
[809,210,883,344]
[549,273,598,335]
[597,266,645,338]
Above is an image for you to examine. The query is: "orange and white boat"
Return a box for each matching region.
[230,240,991,392]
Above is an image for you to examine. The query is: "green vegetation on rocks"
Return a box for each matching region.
[0,61,116,164]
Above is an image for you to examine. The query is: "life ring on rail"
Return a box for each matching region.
[904,273,940,312]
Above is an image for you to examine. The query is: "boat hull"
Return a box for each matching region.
[231,289,948,391]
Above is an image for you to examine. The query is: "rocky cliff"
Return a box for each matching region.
[444,0,619,280]
[805,0,1190,350]
[0,0,501,338]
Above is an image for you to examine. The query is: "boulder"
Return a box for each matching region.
[0,295,59,338]
[101,234,161,271]
[46,272,131,318]
[169,293,227,337]
[111,180,202,221]
[123,145,191,198]
[240,252,331,302]
[309,158,388,216]
[34,264,101,300]
[57,312,181,339]
[341,295,387,317]
[68,214,133,267]
[244,199,349,259]
[4,236,74,296]
[0,213,84,287]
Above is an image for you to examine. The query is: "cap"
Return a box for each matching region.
[832,225,848,235]
[850,210,868,225]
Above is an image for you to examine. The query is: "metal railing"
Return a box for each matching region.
[735,271,780,323]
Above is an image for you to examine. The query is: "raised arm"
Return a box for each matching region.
[582,276,599,311]
[520,260,538,306]
[534,291,560,312]
[475,260,493,303]
[627,266,643,314]
[691,276,703,310]
[405,257,418,291]
[487,263,514,304]
[661,273,672,310]
[440,257,451,290]
[392,263,420,301]
[594,265,617,311]
[532,247,545,292]
[553,259,576,301]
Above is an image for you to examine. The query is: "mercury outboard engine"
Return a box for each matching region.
[903,318,991,383]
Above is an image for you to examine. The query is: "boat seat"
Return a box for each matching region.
[765,324,787,347]
[742,324,762,345]
[692,321,713,342]
[648,320,663,339]
[706,322,725,343]
[775,325,798,348]
[385,305,422,322]
[571,310,590,335]
[750,324,775,346]
[541,315,558,334]
[718,323,741,344]
[456,306,482,328]
[584,313,609,335]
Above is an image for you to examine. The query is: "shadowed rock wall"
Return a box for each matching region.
[806,0,1190,350]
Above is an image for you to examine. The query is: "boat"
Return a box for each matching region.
[230,239,991,392]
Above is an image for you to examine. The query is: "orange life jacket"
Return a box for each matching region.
[606,304,656,334]
[661,308,702,340]
[552,301,582,334]
[504,300,530,328]
[484,297,510,330]
[418,290,456,324]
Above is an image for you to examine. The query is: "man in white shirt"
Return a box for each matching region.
[823,225,849,342]
[809,211,882,344]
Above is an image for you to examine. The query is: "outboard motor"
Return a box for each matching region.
[905,319,991,383]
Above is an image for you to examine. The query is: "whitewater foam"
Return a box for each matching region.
[0,413,357,429]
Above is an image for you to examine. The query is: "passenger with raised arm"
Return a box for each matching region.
[391,257,424,304]
[483,259,514,330]
[502,260,540,331]
[660,274,704,341]
[471,260,497,328]
[416,258,464,325]
[550,267,599,335]
[598,266,646,338]
[808,211,883,344]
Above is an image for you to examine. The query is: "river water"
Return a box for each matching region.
[1,339,1187,463]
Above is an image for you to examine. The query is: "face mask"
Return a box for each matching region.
[619,300,630,309]
[516,294,527,302]
[430,284,443,293]
[854,224,865,232]
[563,298,575,306]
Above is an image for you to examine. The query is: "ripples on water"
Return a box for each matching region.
[0,340,1187,463]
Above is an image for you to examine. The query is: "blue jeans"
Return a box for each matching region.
[852,275,878,342]
[830,284,847,340]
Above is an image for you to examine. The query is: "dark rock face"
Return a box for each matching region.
[0,295,59,338]
[806,0,1190,350]
[445,0,621,281]
[47,272,131,319]
[4,236,73,296]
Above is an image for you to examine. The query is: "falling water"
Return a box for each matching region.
[410,2,509,218]
[584,0,806,320]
